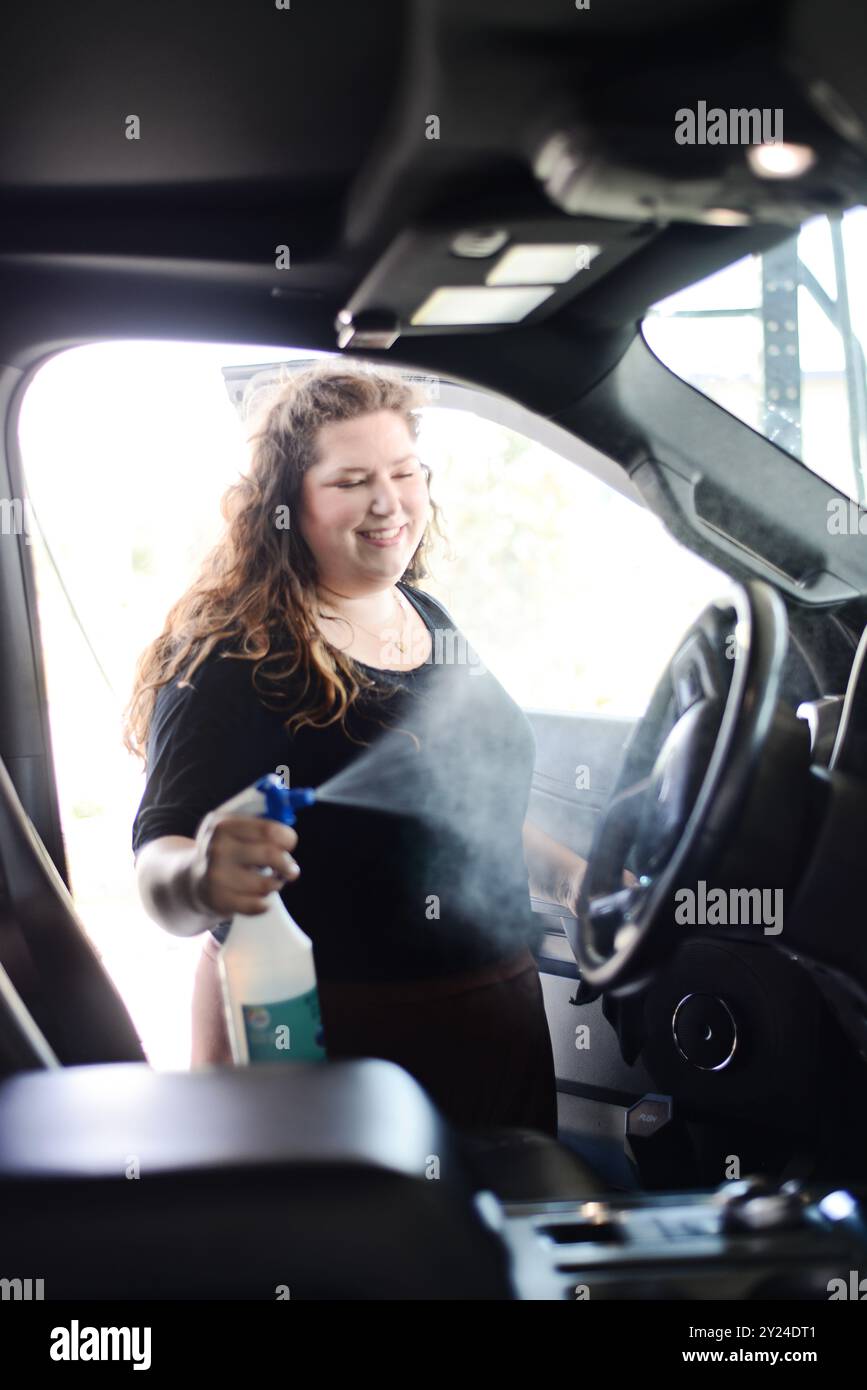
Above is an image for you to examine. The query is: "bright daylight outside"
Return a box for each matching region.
[17,341,732,1068]
[644,208,867,505]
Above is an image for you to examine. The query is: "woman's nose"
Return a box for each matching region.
[368,476,405,512]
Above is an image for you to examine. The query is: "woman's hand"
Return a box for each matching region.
[565,863,637,917]
[564,859,588,918]
[522,819,637,919]
[186,810,301,919]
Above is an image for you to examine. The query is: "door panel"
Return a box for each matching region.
[525,709,634,861]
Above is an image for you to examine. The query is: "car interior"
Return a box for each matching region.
[2,0,867,1301]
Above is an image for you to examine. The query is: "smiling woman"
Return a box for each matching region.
[125,360,576,1133]
[298,408,434,663]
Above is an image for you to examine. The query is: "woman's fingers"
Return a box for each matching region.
[232,846,299,880]
[214,818,300,880]
[217,814,298,853]
[221,863,296,897]
[192,812,301,918]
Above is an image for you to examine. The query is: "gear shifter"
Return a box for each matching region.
[715,1177,808,1232]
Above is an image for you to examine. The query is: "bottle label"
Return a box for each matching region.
[242,987,327,1063]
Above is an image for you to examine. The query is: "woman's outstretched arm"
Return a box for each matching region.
[521,819,588,917]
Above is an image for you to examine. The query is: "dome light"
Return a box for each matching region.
[747,142,817,179]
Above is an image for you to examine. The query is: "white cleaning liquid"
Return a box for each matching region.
[213,774,326,1065]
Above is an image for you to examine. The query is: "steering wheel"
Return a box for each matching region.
[573,580,790,994]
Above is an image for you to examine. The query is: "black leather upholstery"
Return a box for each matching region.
[0,1060,516,1298]
[0,756,145,1066]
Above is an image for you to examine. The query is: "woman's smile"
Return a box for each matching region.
[356,523,408,547]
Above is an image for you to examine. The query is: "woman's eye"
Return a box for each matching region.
[336,472,418,489]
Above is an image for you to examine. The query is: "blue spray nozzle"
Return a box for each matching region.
[254,774,316,826]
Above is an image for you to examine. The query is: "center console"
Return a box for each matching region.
[481,1176,867,1299]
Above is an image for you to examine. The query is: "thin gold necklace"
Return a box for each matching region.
[318,587,410,656]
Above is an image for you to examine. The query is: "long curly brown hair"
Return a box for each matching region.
[122,360,450,765]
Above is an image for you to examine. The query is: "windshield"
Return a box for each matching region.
[643,208,867,506]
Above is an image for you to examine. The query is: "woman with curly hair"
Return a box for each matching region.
[128,361,587,1135]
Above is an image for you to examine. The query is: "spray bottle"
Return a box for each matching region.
[212,773,325,1065]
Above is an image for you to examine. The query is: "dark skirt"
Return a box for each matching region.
[193,936,557,1137]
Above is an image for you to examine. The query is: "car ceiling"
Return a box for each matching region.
[2,0,867,374]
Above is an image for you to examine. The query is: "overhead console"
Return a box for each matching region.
[334,211,650,349]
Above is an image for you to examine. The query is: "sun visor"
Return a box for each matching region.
[335,215,650,348]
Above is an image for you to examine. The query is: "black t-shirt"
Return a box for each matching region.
[131,583,541,982]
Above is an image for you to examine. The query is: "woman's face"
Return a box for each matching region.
[297,410,431,593]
